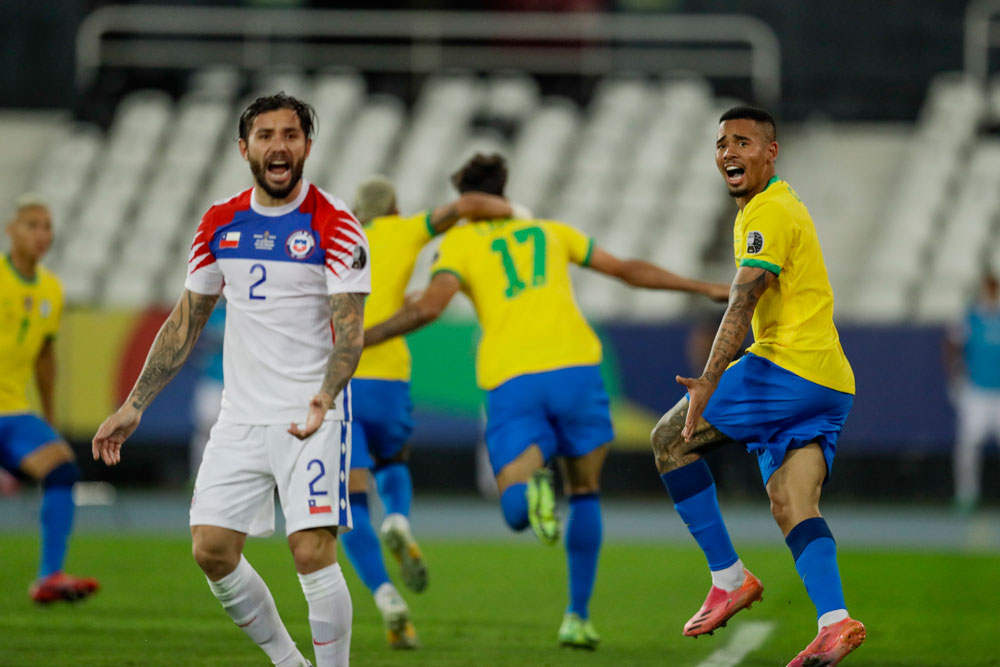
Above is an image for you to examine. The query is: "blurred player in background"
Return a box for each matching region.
[365,153,729,650]
[342,175,515,649]
[93,93,369,667]
[650,106,865,666]
[1,195,100,604]
[945,270,1000,513]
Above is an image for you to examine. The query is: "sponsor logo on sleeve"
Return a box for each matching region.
[219,231,241,249]
[286,230,316,259]
[746,230,764,255]
[351,245,367,269]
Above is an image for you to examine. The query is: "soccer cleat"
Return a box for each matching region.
[682,568,763,637]
[786,617,866,667]
[374,584,419,650]
[29,571,100,604]
[558,612,601,650]
[527,468,560,546]
[380,513,428,593]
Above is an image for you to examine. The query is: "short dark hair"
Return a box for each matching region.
[451,153,508,196]
[238,92,317,142]
[719,105,776,142]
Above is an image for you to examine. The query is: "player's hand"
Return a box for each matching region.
[708,283,732,303]
[289,392,333,440]
[92,405,142,466]
[675,375,717,441]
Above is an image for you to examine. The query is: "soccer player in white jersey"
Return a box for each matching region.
[92,93,370,667]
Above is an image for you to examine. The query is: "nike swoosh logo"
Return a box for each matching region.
[314,638,338,646]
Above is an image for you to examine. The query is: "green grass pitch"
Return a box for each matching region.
[0,535,997,666]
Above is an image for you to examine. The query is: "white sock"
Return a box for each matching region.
[710,559,746,592]
[207,555,305,667]
[298,561,352,667]
[818,608,849,630]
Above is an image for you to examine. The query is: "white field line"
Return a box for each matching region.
[695,621,775,667]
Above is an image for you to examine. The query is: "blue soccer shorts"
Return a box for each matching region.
[349,379,415,470]
[484,364,615,476]
[0,413,62,472]
[700,353,854,484]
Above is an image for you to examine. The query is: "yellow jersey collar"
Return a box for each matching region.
[5,254,38,285]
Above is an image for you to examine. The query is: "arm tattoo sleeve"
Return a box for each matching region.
[129,291,219,411]
[321,292,366,399]
[701,270,770,384]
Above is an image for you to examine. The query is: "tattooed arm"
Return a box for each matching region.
[675,265,775,440]
[364,271,461,347]
[92,289,220,465]
[289,292,366,440]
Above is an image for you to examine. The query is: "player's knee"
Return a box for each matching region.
[288,530,337,573]
[373,446,410,467]
[42,461,79,489]
[192,539,240,579]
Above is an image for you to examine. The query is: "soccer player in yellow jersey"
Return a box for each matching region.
[341,176,515,649]
[1,196,99,603]
[365,153,729,650]
[650,107,865,666]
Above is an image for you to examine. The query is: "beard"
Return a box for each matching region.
[727,186,751,199]
[249,153,306,200]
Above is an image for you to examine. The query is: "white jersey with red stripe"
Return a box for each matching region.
[185,180,371,425]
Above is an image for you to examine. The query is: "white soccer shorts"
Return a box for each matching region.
[190,420,352,538]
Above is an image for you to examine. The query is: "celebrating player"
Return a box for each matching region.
[1,195,100,604]
[341,176,516,649]
[92,93,370,667]
[650,106,865,666]
[364,153,729,650]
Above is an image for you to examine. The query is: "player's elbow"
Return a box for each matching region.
[414,298,444,323]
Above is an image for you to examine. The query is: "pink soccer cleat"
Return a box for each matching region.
[787,617,866,667]
[682,568,763,637]
[29,571,100,604]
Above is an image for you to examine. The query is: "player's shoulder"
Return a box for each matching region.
[306,184,366,238]
[204,188,253,218]
[35,264,63,299]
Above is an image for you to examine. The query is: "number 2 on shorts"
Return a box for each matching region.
[307,459,328,497]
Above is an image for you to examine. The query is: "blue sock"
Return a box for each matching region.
[39,462,78,578]
[786,518,846,619]
[374,462,412,517]
[500,483,529,531]
[340,492,391,594]
[565,493,602,619]
[661,459,739,571]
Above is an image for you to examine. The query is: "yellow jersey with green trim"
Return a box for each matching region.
[356,211,436,381]
[732,177,854,394]
[431,218,601,390]
[0,256,63,414]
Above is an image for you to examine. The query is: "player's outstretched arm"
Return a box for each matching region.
[92,289,219,465]
[586,246,731,302]
[676,265,775,440]
[427,192,518,234]
[364,272,461,347]
[289,292,366,440]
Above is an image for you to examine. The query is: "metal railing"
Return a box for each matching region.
[77,6,781,106]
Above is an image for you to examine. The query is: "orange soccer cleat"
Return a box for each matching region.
[29,571,100,604]
[682,568,763,637]
[787,617,866,667]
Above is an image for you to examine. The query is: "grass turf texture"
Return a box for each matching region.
[0,535,997,666]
